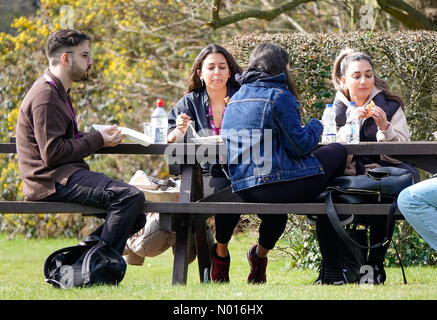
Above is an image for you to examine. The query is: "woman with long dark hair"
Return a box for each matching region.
[218,43,347,284]
[167,44,243,278]
[167,44,242,143]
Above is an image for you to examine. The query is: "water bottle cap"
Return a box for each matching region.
[326,104,333,108]
[156,99,164,107]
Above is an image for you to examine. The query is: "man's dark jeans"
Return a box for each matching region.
[43,170,146,254]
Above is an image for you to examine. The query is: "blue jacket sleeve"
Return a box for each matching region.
[272,92,323,157]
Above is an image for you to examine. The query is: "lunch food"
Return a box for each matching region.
[363,100,375,118]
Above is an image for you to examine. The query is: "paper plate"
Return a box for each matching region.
[192,135,223,144]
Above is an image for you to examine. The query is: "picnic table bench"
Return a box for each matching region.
[1,140,437,285]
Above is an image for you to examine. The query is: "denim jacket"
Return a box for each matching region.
[221,70,324,192]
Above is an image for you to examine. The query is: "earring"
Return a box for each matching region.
[200,78,204,87]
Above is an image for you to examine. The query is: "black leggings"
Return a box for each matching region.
[215,143,347,250]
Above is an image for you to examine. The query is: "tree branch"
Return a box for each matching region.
[207,0,436,31]
[260,0,307,33]
[207,0,313,29]
[377,0,437,30]
[211,0,221,21]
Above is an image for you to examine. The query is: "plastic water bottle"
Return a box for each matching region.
[322,104,337,143]
[151,98,168,144]
[346,101,360,144]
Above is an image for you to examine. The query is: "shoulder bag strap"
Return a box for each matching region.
[324,190,407,284]
[324,190,396,250]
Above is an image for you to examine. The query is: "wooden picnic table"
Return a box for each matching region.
[1,141,437,285]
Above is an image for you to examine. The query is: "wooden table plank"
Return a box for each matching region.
[3,141,437,156]
[145,202,401,216]
[0,201,105,214]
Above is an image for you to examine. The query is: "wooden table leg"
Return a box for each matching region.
[172,163,202,285]
[172,214,192,285]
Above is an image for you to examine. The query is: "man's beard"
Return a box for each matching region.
[69,60,90,82]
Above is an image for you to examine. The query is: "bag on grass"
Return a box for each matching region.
[317,225,368,284]
[43,235,126,289]
[318,166,413,284]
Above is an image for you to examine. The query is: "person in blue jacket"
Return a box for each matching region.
[215,42,347,284]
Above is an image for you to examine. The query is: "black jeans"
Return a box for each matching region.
[216,143,348,250]
[43,169,146,254]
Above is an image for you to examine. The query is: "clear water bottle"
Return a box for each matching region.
[151,98,168,144]
[346,101,360,144]
[322,104,337,143]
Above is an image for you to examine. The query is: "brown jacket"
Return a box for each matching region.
[16,69,104,200]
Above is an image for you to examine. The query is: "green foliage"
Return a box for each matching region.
[275,216,321,270]
[0,213,102,239]
[389,220,437,267]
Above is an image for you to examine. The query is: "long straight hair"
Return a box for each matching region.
[332,49,405,109]
[247,42,299,100]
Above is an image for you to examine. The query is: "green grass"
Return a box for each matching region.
[0,233,436,300]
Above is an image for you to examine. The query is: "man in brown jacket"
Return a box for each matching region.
[16,29,146,254]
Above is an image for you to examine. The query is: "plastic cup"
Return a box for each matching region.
[143,122,152,137]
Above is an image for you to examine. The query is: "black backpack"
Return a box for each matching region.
[44,236,127,289]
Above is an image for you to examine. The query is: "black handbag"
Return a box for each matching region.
[321,166,414,204]
[319,166,414,284]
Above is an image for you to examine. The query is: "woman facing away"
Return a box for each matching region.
[314,49,420,285]
[219,42,347,284]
